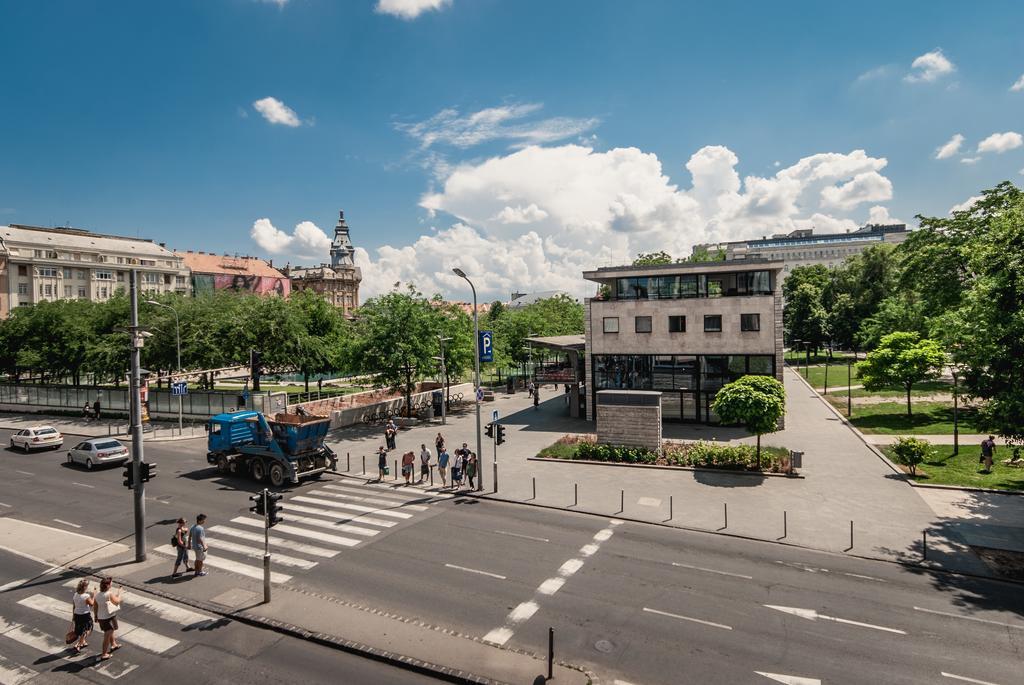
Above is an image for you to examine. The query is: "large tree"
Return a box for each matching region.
[784,282,829,353]
[856,331,945,417]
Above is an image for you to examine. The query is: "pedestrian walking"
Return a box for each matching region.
[981,435,997,473]
[466,451,478,489]
[82,403,93,421]
[437,447,450,487]
[92,399,102,421]
[171,517,193,577]
[377,446,389,481]
[419,443,432,484]
[527,380,535,398]
[451,450,463,489]
[533,387,540,410]
[70,579,95,652]
[93,577,122,660]
[188,514,209,577]
[401,450,415,485]
[435,432,445,455]
[385,419,397,451]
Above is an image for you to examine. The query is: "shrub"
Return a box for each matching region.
[889,436,932,476]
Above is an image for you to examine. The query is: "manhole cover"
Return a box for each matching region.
[594,639,615,653]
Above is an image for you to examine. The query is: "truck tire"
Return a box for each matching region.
[215,455,229,475]
[251,459,267,482]
[269,462,286,488]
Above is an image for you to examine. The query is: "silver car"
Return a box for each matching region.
[67,438,129,470]
[10,426,64,452]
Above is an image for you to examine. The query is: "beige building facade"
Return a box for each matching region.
[286,210,361,317]
[0,224,190,317]
[583,260,784,424]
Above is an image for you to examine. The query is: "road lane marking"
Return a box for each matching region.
[199,539,318,570]
[491,530,549,543]
[482,627,514,645]
[318,485,431,509]
[558,559,584,577]
[71,482,95,489]
[0,613,140,678]
[765,605,906,634]
[755,672,821,684]
[19,594,180,653]
[579,543,599,557]
[52,519,81,529]
[0,502,10,508]
[842,573,885,582]
[643,607,732,630]
[0,653,36,685]
[0,579,28,592]
[537,578,565,595]
[444,563,506,580]
[296,498,413,519]
[210,525,340,557]
[153,545,292,583]
[941,673,1001,685]
[283,503,396,528]
[60,580,216,628]
[291,496,400,526]
[239,512,378,537]
[914,606,1024,630]
[339,479,455,499]
[673,561,753,580]
[14,471,32,477]
[509,601,538,622]
[230,517,360,547]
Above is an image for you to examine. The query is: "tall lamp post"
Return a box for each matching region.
[452,268,483,492]
[145,300,183,432]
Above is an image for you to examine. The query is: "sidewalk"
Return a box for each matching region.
[0,516,589,685]
[0,414,204,442]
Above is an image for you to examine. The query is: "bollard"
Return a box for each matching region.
[395,459,398,481]
[430,464,434,487]
[573,483,578,507]
[849,520,854,551]
[547,626,554,680]
[783,510,787,539]
[362,455,366,475]
[532,476,536,500]
[347,452,350,472]
[922,530,927,561]
[669,495,673,521]
[723,502,728,529]
[619,489,624,514]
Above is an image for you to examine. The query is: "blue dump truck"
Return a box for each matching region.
[206,410,337,487]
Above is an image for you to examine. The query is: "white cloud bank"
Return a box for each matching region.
[396,103,598,150]
[905,49,955,83]
[376,0,452,20]
[1011,74,1024,92]
[949,196,984,214]
[934,133,964,160]
[251,218,331,260]
[253,97,301,127]
[977,131,1023,154]
[352,144,900,300]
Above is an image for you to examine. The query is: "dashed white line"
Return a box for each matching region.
[558,558,584,577]
[842,572,885,582]
[672,561,753,580]
[0,502,10,508]
[52,518,82,529]
[491,530,549,543]
[71,482,95,489]
[941,673,1002,685]
[643,607,733,630]
[508,601,538,622]
[579,543,599,557]
[537,578,565,595]
[914,606,1024,630]
[14,471,33,477]
[444,563,506,580]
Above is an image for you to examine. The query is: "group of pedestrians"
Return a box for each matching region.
[170,514,209,578]
[377,424,478,489]
[67,576,123,660]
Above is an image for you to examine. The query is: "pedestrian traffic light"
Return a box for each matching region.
[249,491,266,516]
[267,492,284,528]
[485,423,494,439]
[140,461,156,483]
[496,424,506,446]
[122,461,134,489]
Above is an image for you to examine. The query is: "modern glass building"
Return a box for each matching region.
[583,259,784,424]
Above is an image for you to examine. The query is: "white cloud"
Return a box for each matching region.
[1011,74,1024,92]
[866,205,903,225]
[355,144,897,301]
[396,103,599,150]
[492,204,549,224]
[934,133,964,160]
[854,65,892,83]
[949,196,984,214]
[977,131,1023,154]
[376,0,452,20]
[905,49,955,83]
[960,156,981,165]
[252,97,301,127]
[250,218,331,259]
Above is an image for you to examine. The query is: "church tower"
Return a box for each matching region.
[330,210,356,269]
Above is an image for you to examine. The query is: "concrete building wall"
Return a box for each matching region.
[595,391,662,451]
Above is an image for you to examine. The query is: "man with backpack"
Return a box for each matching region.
[170,517,193,577]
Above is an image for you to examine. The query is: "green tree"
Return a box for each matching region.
[889,436,932,476]
[856,331,945,417]
[633,251,674,266]
[710,375,786,468]
[784,282,828,352]
[782,264,830,301]
[686,245,726,262]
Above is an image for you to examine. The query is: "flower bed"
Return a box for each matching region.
[538,435,790,473]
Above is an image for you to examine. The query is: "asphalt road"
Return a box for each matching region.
[2,427,1023,684]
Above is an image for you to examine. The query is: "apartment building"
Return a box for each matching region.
[0,224,190,317]
[583,259,784,424]
[176,251,290,297]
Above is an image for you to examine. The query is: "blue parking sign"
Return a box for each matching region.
[479,330,493,362]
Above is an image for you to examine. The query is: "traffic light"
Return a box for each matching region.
[485,423,494,439]
[267,492,283,528]
[122,461,134,489]
[496,424,506,446]
[249,491,266,517]
[140,461,156,483]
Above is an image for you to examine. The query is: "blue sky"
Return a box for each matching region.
[1,0,1022,300]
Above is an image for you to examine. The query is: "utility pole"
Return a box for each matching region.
[453,268,483,492]
[437,335,451,425]
[129,271,147,562]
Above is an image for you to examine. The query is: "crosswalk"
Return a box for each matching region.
[151,479,451,587]
[0,576,221,682]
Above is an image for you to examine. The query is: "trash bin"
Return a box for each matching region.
[506,376,515,394]
[431,390,443,416]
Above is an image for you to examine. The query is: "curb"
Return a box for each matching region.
[527,456,804,478]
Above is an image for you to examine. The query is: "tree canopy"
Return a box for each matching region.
[856,331,945,417]
[710,374,786,467]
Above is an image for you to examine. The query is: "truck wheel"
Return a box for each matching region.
[215,455,229,475]
[251,459,267,482]
[269,463,286,488]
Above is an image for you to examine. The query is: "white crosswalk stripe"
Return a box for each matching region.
[60,580,217,629]
[19,594,179,654]
[283,502,398,528]
[153,545,292,583]
[0,613,139,679]
[230,517,361,547]
[209,525,340,558]
[240,511,380,538]
[318,484,431,509]
[294,497,413,520]
[339,478,455,499]
[0,654,35,685]
[189,538,317,570]
[291,496,400,525]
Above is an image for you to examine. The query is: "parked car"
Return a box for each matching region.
[67,438,129,470]
[9,426,63,452]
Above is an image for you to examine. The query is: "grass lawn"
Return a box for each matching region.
[838,400,981,434]
[827,380,953,399]
[783,351,857,365]
[883,444,1024,491]
[793,363,860,391]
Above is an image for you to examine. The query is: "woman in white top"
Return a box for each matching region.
[70,579,95,652]
[93,577,123,660]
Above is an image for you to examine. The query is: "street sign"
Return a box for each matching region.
[492,409,499,422]
[171,381,188,396]
[476,387,484,402]
[479,330,493,362]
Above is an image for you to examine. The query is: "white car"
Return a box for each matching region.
[67,438,130,470]
[9,426,64,452]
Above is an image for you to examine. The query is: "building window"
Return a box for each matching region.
[142,273,160,285]
[34,249,43,258]
[635,316,652,333]
[78,287,86,298]
[117,272,125,282]
[76,269,85,279]
[17,283,28,295]
[64,285,73,298]
[62,268,72,279]
[99,287,108,298]
[95,270,113,280]
[741,313,760,331]
[175,275,186,286]
[43,284,53,296]
[116,257,124,264]
[18,265,28,276]
[38,267,58,277]
[668,315,686,332]
[602,317,620,334]
[704,315,722,332]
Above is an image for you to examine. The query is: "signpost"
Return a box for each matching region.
[479,330,493,363]
[171,380,188,396]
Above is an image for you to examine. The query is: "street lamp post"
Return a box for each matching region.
[145,300,183,432]
[452,268,483,492]
[952,368,960,456]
